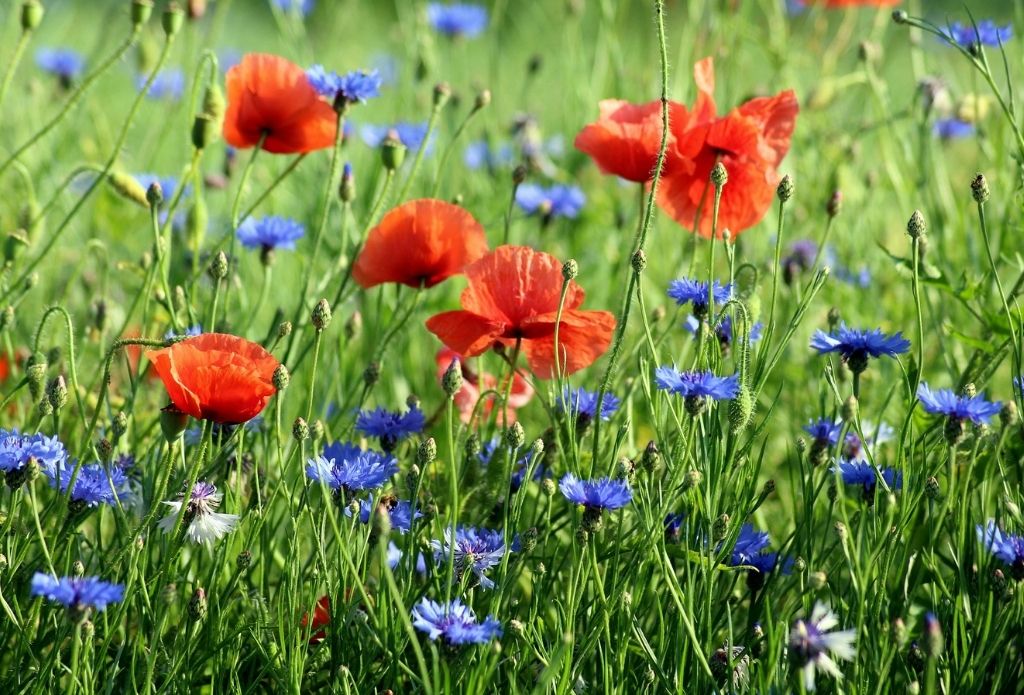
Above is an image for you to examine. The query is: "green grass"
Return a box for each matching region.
[0,0,1022,692]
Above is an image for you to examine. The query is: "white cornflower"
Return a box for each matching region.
[158,481,239,544]
[789,601,857,691]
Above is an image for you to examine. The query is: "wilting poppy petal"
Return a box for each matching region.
[352,199,489,289]
[223,53,337,154]
[426,246,614,378]
[147,333,279,424]
[574,99,664,183]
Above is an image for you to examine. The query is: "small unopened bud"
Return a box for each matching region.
[776,174,794,202]
[312,420,325,442]
[827,190,843,218]
[26,353,47,401]
[712,514,729,543]
[504,421,525,450]
[46,375,67,412]
[188,587,207,622]
[112,412,129,439]
[542,478,556,496]
[96,438,113,461]
[924,476,941,500]
[209,251,228,280]
[278,321,292,339]
[711,162,728,188]
[293,417,309,442]
[834,521,848,543]
[236,550,252,571]
[809,571,828,590]
[433,81,452,107]
[729,384,753,434]
[907,210,927,240]
[417,438,437,467]
[473,89,491,111]
[631,250,647,273]
[512,165,527,185]
[363,361,380,388]
[792,556,806,573]
[339,163,355,202]
[109,172,150,208]
[132,0,154,27]
[311,298,332,331]
[71,560,85,577]
[21,0,44,30]
[841,395,858,422]
[1000,401,1017,427]
[892,9,908,24]
[442,358,463,397]
[272,364,289,391]
[924,613,943,657]
[640,440,660,472]
[508,619,524,637]
[562,259,578,281]
[0,306,14,333]
[684,469,702,490]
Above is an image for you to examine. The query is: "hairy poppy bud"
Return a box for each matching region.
[192,114,217,150]
[776,174,794,202]
[21,0,44,30]
[729,384,753,434]
[4,232,28,264]
[711,162,728,188]
[109,172,150,208]
[971,173,989,204]
[159,405,188,442]
[0,306,14,333]
[26,353,47,401]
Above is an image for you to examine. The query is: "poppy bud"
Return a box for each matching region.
[109,172,150,208]
[159,405,188,442]
[47,375,67,412]
[236,550,252,571]
[907,210,926,240]
[21,0,44,31]
[26,353,47,401]
[381,133,407,171]
[841,395,858,421]
[561,259,578,281]
[192,114,217,150]
[729,384,753,434]
[712,514,729,542]
[145,182,164,209]
[209,251,228,280]
[504,421,525,450]
[971,173,989,204]
[162,3,185,36]
[4,231,29,264]
[187,0,206,20]
[512,165,527,185]
[776,174,794,202]
[473,89,491,112]
[433,81,452,107]
[441,358,462,398]
[131,0,154,27]
[272,364,289,391]
[892,10,908,24]
[631,250,647,273]
[311,299,331,332]
[292,417,309,442]
[416,437,437,467]
[711,162,728,188]
[339,162,355,202]
[188,587,207,622]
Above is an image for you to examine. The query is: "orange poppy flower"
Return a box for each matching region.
[425,246,615,378]
[656,57,798,239]
[300,595,331,645]
[223,53,338,154]
[147,333,279,424]
[352,199,489,289]
[574,100,665,183]
[435,348,533,423]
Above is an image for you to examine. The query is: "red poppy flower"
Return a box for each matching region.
[223,53,338,154]
[435,348,533,424]
[425,246,615,378]
[574,100,665,183]
[656,57,798,239]
[147,333,279,424]
[352,199,489,289]
[300,595,331,645]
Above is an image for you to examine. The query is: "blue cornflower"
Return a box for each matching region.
[431,527,510,590]
[163,325,202,340]
[933,118,975,140]
[273,0,315,15]
[35,48,85,84]
[464,140,514,170]
[355,405,425,450]
[306,65,382,103]
[559,473,632,510]
[42,460,132,508]
[360,122,432,152]
[426,3,489,38]
[917,383,1002,425]
[803,419,842,447]
[137,68,185,100]
[664,513,685,542]
[810,323,910,371]
[944,21,1012,48]
[236,216,305,252]
[653,367,740,402]
[683,315,763,347]
[782,239,819,282]
[977,520,1024,579]
[727,523,791,579]
[348,495,421,533]
[134,174,187,204]
[411,598,502,645]
[305,442,398,492]
[667,278,732,316]
[30,573,124,614]
[556,387,619,422]
[515,183,586,220]
[0,429,67,474]
[834,459,902,499]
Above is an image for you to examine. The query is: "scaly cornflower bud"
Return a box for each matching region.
[188,587,207,622]
[924,613,943,657]
[777,174,794,202]
[112,411,128,440]
[96,438,113,461]
[363,361,380,388]
[417,437,437,467]
[562,259,578,281]
[339,163,356,202]
[47,375,67,412]
[209,251,228,280]
[442,358,462,398]
[292,417,309,442]
[433,81,452,107]
[474,89,491,111]
[0,306,14,333]
[512,165,527,186]
[712,514,729,542]
[71,560,85,578]
[792,556,806,573]
[312,420,325,442]
[311,298,332,332]
[809,570,828,590]
[236,550,252,571]
[684,469,702,490]
[504,421,525,450]
[891,9,908,24]
[924,476,941,500]
[521,526,538,554]
[1000,401,1017,427]
[640,440,660,472]
[907,210,927,240]
[827,190,843,218]
[278,321,292,339]
[538,476,557,497]
[272,364,289,391]
[834,521,848,543]
[971,173,990,204]
[631,250,647,273]
[711,162,728,188]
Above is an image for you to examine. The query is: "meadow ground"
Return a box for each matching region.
[0,0,1022,692]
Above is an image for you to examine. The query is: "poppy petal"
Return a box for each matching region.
[425,311,507,357]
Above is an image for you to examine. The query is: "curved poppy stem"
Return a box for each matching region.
[591,0,670,475]
[33,306,89,444]
[0,27,32,116]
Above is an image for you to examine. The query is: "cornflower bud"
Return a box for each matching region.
[711,162,728,188]
[562,259,578,281]
[776,174,794,202]
[293,417,309,442]
[311,298,332,332]
[442,358,463,397]
[971,173,990,204]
